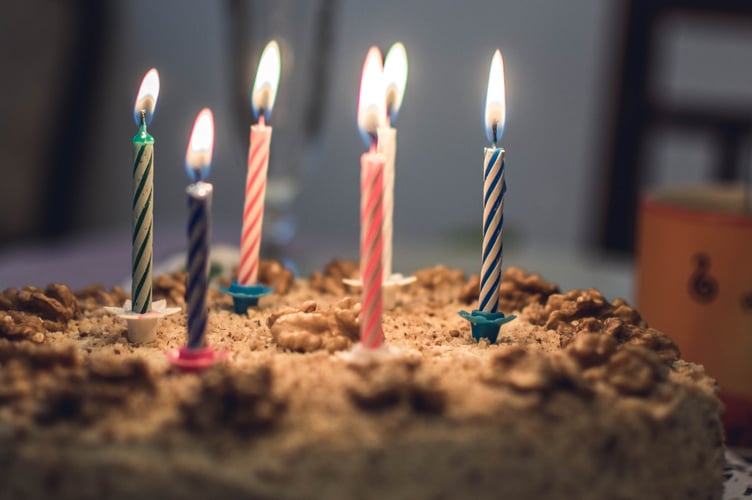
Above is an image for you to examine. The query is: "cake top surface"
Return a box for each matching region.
[0,261,719,449]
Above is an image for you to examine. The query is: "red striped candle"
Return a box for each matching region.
[360,146,385,348]
[238,40,281,285]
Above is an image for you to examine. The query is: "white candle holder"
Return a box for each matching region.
[104,299,181,344]
[338,342,403,366]
[342,273,416,310]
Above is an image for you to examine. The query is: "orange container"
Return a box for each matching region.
[636,184,752,445]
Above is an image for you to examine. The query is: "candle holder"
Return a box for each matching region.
[167,345,228,371]
[342,273,416,310]
[105,300,181,344]
[338,342,403,365]
[458,309,516,343]
[219,281,274,314]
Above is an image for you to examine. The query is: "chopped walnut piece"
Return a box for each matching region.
[539,289,643,345]
[75,284,129,311]
[413,266,467,306]
[331,297,360,341]
[269,298,361,352]
[602,317,628,341]
[153,272,187,306]
[414,265,466,290]
[267,301,318,329]
[482,346,555,392]
[0,288,18,310]
[20,289,72,322]
[611,298,642,325]
[498,267,560,313]
[625,328,680,365]
[482,346,590,395]
[258,260,294,295]
[0,311,43,340]
[605,345,665,396]
[309,258,359,294]
[0,283,79,328]
[566,332,618,368]
[45,284,78,316]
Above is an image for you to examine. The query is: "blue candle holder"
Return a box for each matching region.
[219,281,274,314]
[458,309,516,343]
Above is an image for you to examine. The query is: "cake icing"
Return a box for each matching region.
[0,261,724,499]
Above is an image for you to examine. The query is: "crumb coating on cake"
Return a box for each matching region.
[0,261,724,500]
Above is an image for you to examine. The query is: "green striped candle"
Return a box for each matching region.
[131,69,160,314]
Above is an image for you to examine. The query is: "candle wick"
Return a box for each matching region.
[492,123,498,148]
[258,113,266,127]
[193,169,201,184]
[369,136,378,154]
[140,110,147,127]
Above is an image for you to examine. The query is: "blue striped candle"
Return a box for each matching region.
[480,49,507,313]
[184,108,215,351]
[479,148,505,312]
[186,182,212,349]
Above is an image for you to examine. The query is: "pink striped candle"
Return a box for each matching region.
[238,40,281,285]
[357,46,387,349]
[360,145,385,348]
[239,118,272,285]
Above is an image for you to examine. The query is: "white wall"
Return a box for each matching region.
[76,0,613,263]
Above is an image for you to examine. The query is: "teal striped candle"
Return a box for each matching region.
[131,69,160,314]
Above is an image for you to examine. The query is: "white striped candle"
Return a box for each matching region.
[378,42,408,282]
[131,68,160,314]
[184,108,215,350]
[479,49,507,313]
[376,126,395,280]
[479,148,505,313]
[238,40,280,286]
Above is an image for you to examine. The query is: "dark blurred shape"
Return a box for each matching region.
[600,0,752,253]
[225,0,339,265]
[43,0,112,238]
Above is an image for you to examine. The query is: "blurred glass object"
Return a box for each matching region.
[227,0,338,268]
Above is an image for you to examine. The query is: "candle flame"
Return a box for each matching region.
[185,108,215,182]
[133,68,160,127]
[357,46,385,147]
[484,50,506,145]
[384,42,408,123]
[251,40,281,122]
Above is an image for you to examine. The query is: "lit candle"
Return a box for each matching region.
[378,43,408,281]
[479,50,507,313]
[238,41,281,286]
[357,47,387,349]
[131,68,160,314]
[184,109,215,350]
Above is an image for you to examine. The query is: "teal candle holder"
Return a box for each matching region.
[458,309,516,343]
[219,281,274,314]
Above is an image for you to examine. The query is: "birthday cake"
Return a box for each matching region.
[0,260,724,499]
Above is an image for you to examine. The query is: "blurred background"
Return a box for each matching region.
[2,0,752,297]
